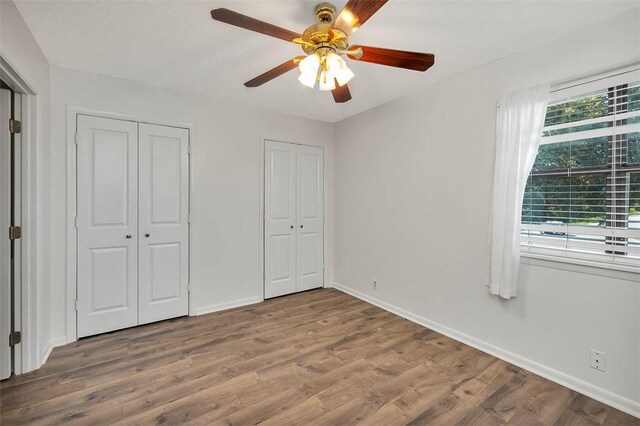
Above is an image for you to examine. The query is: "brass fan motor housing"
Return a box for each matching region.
[303,22,333,45]
[300,3,349,55]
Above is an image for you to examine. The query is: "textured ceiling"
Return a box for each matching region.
[14,0,640,123]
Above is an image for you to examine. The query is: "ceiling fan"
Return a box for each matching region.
[210,0,435,103]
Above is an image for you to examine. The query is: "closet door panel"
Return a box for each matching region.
[77,115,139,338]
[264,141,296,298]
[138,124,189,324]
[296,145,324,291]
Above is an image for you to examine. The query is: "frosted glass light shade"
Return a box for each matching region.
[298,72,317,88]
[325,52,354,87]
[325,52,344,74]
[318,70,336,91]
[298,54,320,88]
[335,67,355,87]
[299,54,320,73]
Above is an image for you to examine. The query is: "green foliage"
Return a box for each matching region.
[631,173,640,215]
[533,137,608,172]
[629,132,640,165]
[523,86,639,227]
[523,175,606,225]
[544,93,608,127]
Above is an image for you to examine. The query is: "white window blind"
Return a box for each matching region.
[521,71,640,268]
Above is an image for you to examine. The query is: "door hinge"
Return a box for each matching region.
[74,299,79,311]
[8,226,21,240]
[187,282,192,293]
[187,144,191,155]
[9,119,21,134]
[74,216,78,229]
[74,132,79,144]
[188,213,191,224]
[9,331,21,346]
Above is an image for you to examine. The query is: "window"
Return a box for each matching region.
[521,71,640,268]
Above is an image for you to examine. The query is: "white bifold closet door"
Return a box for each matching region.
[295,145,324,292]
[138,123,189,325]
[77,116,189,338]
[264,141,324,299]
[265,141,296,298]
[77,116,139,337]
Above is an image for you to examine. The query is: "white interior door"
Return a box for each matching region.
[77,115,139,338]
[0,88,11,379]
[296,145,324,292]
[264,141,296,298]
[138,123,189,324]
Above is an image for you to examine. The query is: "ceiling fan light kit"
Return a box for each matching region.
[297,54,320,88]
[301,51,355,91]
[210,0,435,103]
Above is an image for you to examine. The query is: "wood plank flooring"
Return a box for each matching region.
[1,288,638,425]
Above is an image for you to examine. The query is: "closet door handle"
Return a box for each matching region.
[300,225,304,229]
[125,234,132,239]
[290,225,294,229]
[145,233,150,237]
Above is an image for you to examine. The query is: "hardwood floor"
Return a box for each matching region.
[1,288,638,425]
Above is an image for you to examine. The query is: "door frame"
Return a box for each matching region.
[259,137,329,301]
[65,107,198,343]
[0,54,39,373]
[0,85,22,379]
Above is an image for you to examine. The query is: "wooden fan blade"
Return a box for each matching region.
[348,45,435,71]
[211,8,301,43]
[332,79,352,103]
[244,56,305,87]
[333,0,388,36]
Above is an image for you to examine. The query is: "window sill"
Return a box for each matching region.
[520,252,640,282]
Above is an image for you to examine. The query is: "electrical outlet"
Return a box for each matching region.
[590,349,606,372]
[373,280,378,290]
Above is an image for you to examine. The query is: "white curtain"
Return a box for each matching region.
[488,83,550,299]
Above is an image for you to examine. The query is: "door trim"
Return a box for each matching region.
[65,107,198,343]
[0,54,38,373]
[259,137,329,301]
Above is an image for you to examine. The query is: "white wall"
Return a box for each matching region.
[0,0,51,371]
[333,9,640,416]
[49,66,334,342]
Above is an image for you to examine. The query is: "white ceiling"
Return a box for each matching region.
[14,0,640,123]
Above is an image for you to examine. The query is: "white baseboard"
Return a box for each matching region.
[38,297,262,369]
[331,281,640,419]
[39,344,53,368]
[39,336,68,368]
[195,296,262,316]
